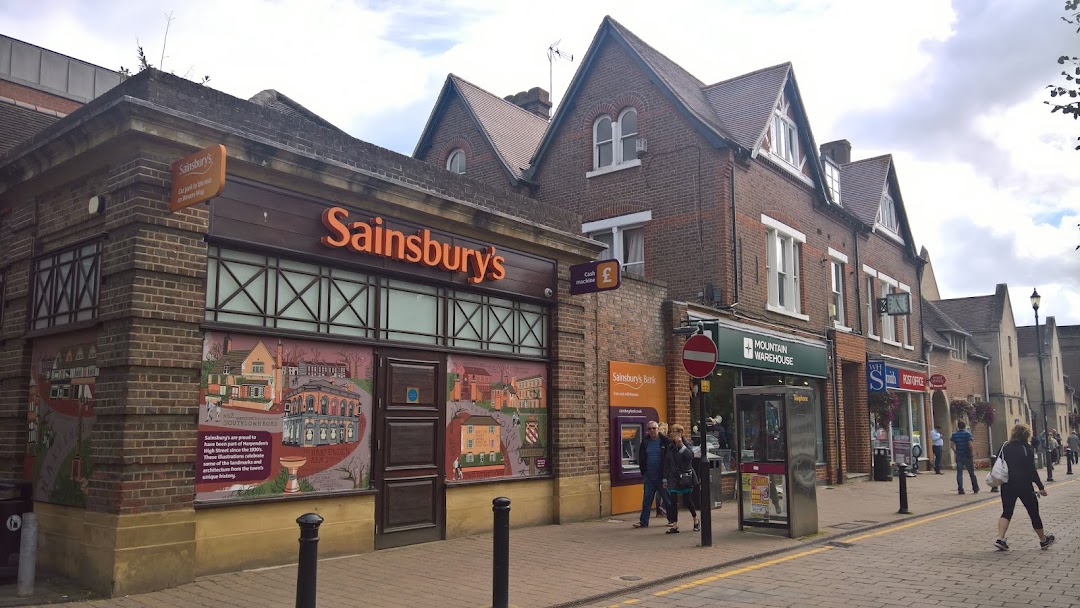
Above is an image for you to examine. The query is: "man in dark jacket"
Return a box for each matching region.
[633,421,672,528]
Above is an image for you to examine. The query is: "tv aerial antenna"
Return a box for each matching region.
[547,40,574,108]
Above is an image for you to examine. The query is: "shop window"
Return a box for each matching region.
[30,240,102,331]
[381,280,440,345]
[582,211,650,277]
[763,215,806,320]
[449,290,548,357]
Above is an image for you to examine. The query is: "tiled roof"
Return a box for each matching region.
[450,75,548,181]
[1015,325,1041,356]
[839,155,890,226]
[0,102,60,156]
[605,18,739,146]
[935,296,997,333]
[923,298,992,360]
[248,89,346,134]
[702,63,791,151]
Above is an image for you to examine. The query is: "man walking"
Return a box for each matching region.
[1066,429,1079,470]
[951,420,979,494]
[633,421,671,528]
[930,425,944,474]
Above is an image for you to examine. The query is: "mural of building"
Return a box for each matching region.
[204,338,277,411]
[41,342,98,401]
[516,375,545,409]
[282,379,362,447]
[455,365,492,402]
[460,414,501,464]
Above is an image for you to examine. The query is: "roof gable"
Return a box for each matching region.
[414,74,548,185]
[934,295,997,333]
[702,63,790,152]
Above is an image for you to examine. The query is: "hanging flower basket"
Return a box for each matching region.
[950,399,975,423]
[868,390,901,427]
[972,401,996,427]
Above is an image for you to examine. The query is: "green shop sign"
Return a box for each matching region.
[704,322,827,378]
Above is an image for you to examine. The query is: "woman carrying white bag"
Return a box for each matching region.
[990,423,1055,551]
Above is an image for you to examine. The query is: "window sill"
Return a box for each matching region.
[765,153,816,188]
[833,322,852,332]
[868,332,880,341]
[882,338,902,348]
[766,303,810,322]
[903,344,914,351]
[586,158,642,179]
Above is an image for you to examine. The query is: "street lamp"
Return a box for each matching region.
[1031,288,1054,482]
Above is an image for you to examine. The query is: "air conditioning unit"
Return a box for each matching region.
[635,138,648,154]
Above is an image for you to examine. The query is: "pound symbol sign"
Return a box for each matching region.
[602,267,612,283]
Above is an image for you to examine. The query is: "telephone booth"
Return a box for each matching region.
[735,386,818,538]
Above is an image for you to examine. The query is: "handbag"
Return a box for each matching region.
[676,468,697,489]
[985,445,1009,487]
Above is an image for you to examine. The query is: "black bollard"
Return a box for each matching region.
[295,513,324,608]
[1067,449,1074,475]
[492,497,511,608]
[897,463,911,514]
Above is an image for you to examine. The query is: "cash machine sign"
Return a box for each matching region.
[569,260,622,295]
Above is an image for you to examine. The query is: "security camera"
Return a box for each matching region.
[672,325,701,336]
[544,287,554,298]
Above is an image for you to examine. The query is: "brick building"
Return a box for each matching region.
[416,16,930,487]
[0,65,676,596]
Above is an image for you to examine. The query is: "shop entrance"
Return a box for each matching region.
[374,350,445,549]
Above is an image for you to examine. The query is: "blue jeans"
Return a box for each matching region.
[956,454,978,491]
[640,477,669,526]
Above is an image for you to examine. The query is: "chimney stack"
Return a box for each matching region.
[820,139,851,165]
[504,87,552,119]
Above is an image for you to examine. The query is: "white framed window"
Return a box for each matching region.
[878,273,898,345]
[583,210,651,276]
[828,248,847,328]
[591,108,640,175]
[824,159,841,205]
[863,266,879,339]
[770,111,799,167]
[898,282,913,349]
[763,215,807,320]
[948,333,967,361]
[447,149,466,174]
[878,192,900,234]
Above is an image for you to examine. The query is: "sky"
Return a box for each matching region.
[3,0,1079,326]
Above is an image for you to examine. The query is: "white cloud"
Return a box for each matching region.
[2,0,1077,324]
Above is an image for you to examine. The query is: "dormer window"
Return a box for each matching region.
[446,149,466,174]
[770,111,799,167]
[948,333,967,361]
[878,192,900,233]
[824,159,841,205]
[589,108,641,176]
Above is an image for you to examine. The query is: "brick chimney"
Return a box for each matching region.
[820,139,851,165]
[504,87,552,119]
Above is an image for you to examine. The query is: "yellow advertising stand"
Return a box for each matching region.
[608,361,667,515]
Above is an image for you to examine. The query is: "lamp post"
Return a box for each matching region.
[1031,288,1054,482]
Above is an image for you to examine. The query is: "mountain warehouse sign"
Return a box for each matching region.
[708,322,827,377]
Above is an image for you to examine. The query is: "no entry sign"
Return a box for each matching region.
[682,334,718,378]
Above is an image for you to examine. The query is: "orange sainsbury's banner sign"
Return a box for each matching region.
[170,144,226,211]
[320,206,506,284]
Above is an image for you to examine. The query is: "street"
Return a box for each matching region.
[586,478,1080,608]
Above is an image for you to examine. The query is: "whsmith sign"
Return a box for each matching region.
[867,360,927,392]
[707,323,827,378]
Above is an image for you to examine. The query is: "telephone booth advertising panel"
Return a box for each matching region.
[735,386,818,538]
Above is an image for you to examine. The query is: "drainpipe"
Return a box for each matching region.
[829,334,843,483]
[730,159,739,306]
[853,232,864,335]
[984,359,993,453]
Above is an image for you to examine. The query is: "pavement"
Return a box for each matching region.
[1,465,1063,608]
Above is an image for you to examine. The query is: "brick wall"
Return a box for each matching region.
[929,350,991,462]
[0,80,81,114]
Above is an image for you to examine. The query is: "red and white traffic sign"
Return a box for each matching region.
[682,334,718,378]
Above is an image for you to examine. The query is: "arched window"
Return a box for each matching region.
[446,149,466,174]
[306,396,315,413]
[592,109,639,171]
[321,396,329,415]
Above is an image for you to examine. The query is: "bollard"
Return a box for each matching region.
[1067,449,1074,475]
[16,513,37,597]
[897,463,911,514]
[492,497,511,608]
[295,513,324,608]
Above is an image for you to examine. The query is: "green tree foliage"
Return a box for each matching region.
[1047,1,1080,150]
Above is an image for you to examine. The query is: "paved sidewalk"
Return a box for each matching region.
[21,468,1025,608]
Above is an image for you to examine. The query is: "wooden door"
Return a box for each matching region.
[374,350,444,549]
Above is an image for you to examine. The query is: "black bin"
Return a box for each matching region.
[0,480,32,580]
[873,448,893,481]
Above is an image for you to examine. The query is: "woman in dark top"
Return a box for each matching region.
[662,424,699,534]
[994,423,1055,551]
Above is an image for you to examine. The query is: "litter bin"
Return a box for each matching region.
[873,448,893,481]
[0,480,32,580]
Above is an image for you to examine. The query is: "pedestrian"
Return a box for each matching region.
[951,420,979,494]
[633,420,671,528]
[930,425,944,474]
[993,423,1055,551]
[1047,431,1060,465]
[653,422,671,519]
[1067,429,1079,467]
[662,424,699,534]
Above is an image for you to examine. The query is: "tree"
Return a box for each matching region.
[1047,1,1080,150]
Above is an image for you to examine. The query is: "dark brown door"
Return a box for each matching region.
[374,350,445,549]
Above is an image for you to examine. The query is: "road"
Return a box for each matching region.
[587,477,1080,608]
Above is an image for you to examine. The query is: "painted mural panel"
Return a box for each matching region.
[196,332,374,503]
[27,330,98,506]
[445,354,549,481]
